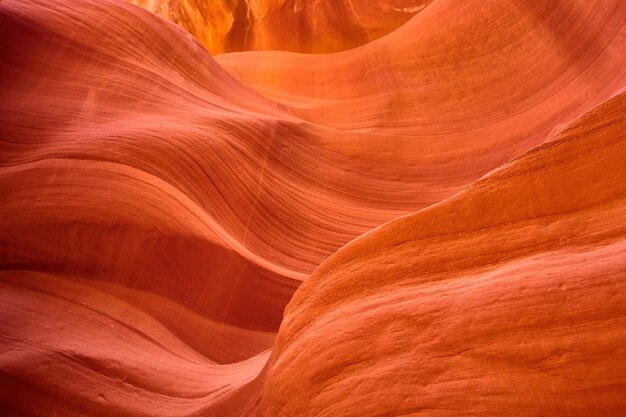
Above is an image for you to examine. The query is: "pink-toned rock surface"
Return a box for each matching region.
[0,0,625,416]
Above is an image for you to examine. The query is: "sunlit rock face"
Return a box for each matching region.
[1,0,625,416]
[263,93,626,416]
[127,0,433,54]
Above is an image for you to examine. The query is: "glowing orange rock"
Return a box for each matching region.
[127,0,433,54]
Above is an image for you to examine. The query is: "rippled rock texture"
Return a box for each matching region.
[1,0,625,416]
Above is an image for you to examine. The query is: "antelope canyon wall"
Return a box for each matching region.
[0,0,625,416]
[125,0,434,54]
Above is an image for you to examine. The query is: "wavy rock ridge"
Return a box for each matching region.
[0,0,625,416]
[265,92,626,416]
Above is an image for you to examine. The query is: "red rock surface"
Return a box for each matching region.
[0,0,625,416]
[264,93,626,416]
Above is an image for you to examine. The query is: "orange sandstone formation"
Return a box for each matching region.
[262,92,626,416]
[0,0,625,416]
[127,0,433,54]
